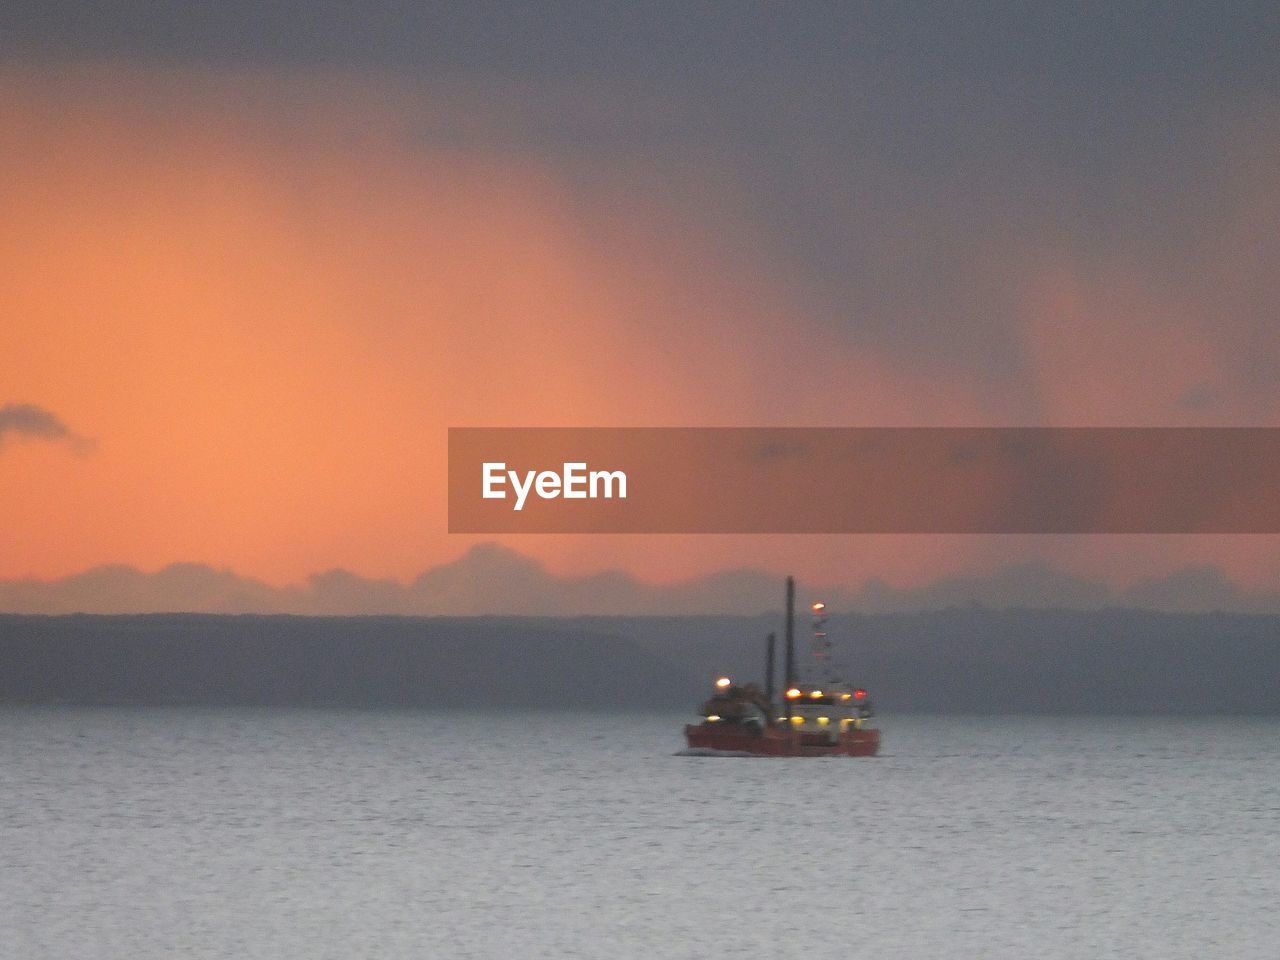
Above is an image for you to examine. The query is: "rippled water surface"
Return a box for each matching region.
[3,709,1279,958]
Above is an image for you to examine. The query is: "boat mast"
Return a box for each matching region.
[783,576,796,719]
[811,599,835,684]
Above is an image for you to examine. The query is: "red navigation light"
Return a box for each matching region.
[853,688,868,700]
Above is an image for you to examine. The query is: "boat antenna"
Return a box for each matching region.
[764,631,776,707]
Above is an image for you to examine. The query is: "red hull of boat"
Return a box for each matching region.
[684,724,880,757]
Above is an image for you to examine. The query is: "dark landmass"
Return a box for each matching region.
[1,609,1278,713]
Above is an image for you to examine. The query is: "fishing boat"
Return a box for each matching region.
[683,577,881,757]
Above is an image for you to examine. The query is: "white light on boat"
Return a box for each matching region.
[785,687,801,699]
[706,714,721,721]
[809,690,823,698]
[715,677,731,688]
[811,601,826,612]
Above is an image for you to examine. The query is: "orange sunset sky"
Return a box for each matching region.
[3,4,1280,608]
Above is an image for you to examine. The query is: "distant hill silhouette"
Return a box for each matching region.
[3,543,1280,616]
[2,608,1278,713]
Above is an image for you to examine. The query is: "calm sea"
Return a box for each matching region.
[3,708,1278,959]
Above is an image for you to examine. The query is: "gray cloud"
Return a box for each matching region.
[6,3,1280,407]
[0,403,95,454]
[2,544,1278,616]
